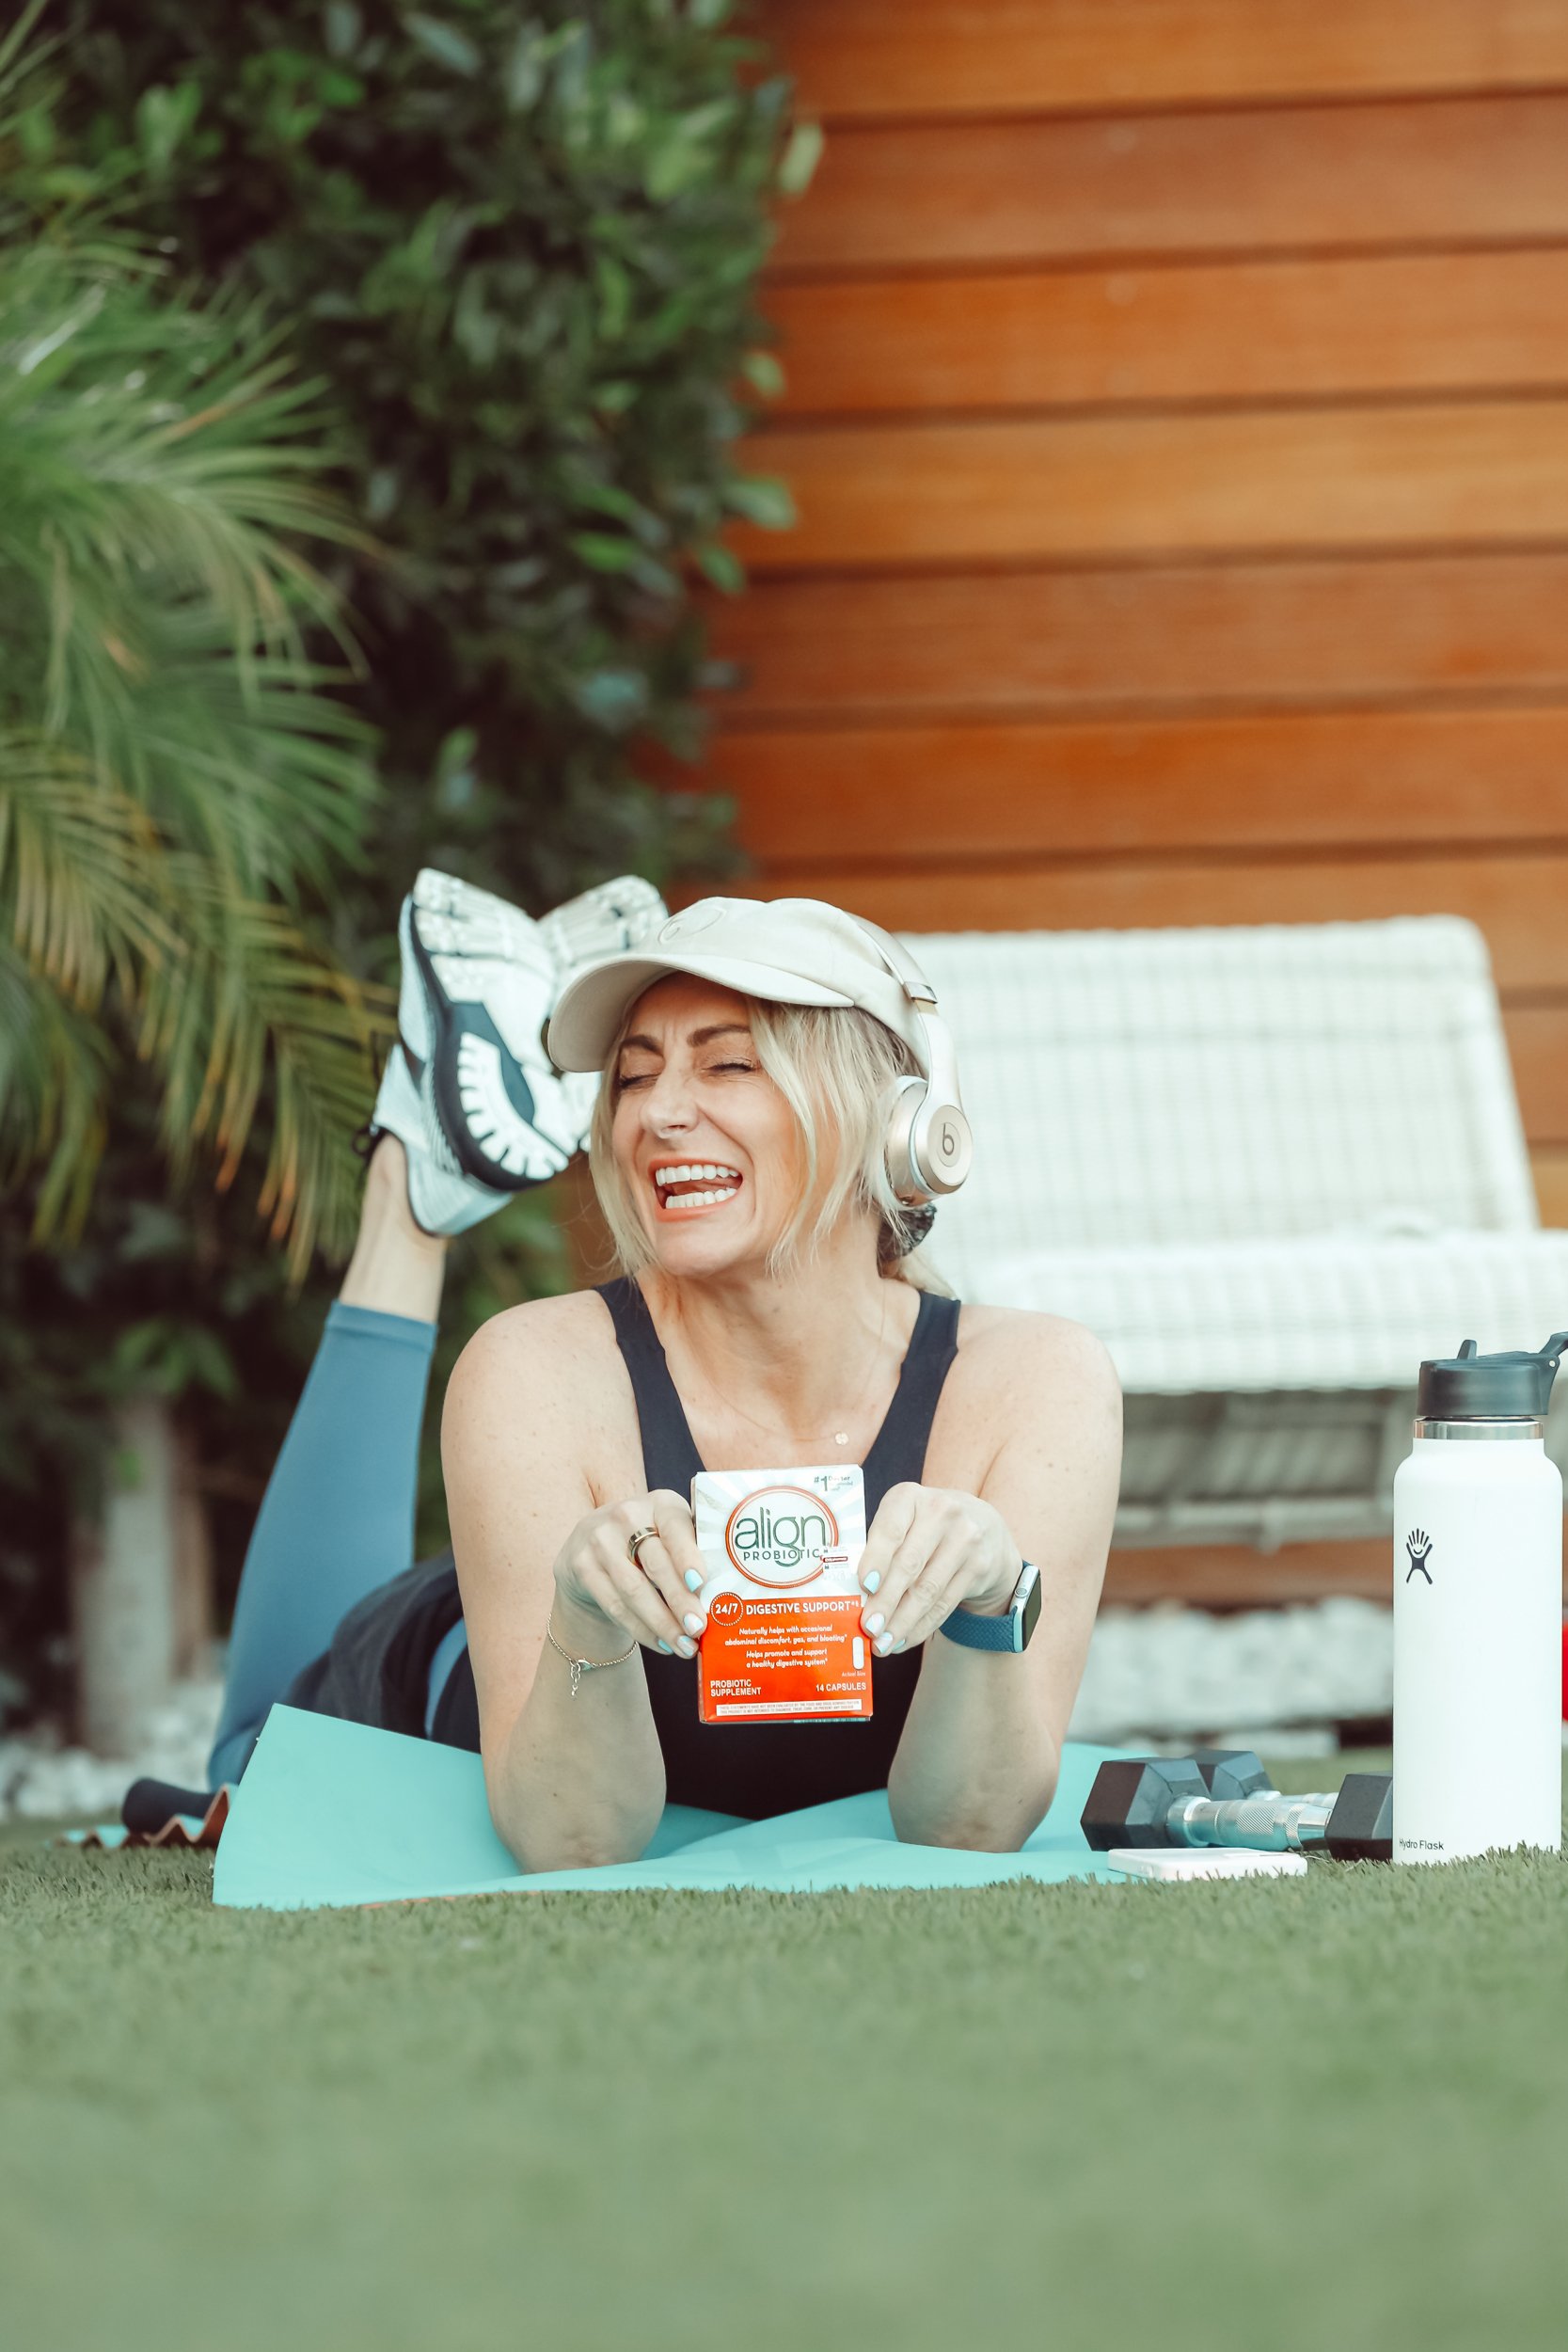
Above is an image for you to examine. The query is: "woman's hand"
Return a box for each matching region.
[856,1482,1020,1657]
[552,1490,710,1661]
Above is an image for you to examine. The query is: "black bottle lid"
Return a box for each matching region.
[1418,1331,1568,1420]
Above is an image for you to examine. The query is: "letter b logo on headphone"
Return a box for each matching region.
[922,1100,972,1188]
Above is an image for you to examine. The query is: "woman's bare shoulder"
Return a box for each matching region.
[445,1288,625,1418]
[954,1301,1120,1408]
[441,1288,646,1519]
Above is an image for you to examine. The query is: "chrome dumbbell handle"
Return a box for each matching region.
[1164,1792,1338,1852]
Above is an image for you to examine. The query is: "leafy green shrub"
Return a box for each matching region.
[34,0,806,904]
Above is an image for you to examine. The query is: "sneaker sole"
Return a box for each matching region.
[404,913,569,1193]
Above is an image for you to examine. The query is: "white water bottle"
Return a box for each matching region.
[1393,1331,1565,1864]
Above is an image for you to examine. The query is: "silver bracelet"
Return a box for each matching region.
[545,1610,638,1700]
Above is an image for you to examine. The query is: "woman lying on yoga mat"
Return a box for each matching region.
[206,878,1120,1868]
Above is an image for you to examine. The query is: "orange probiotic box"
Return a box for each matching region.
[692,1465,872,1724]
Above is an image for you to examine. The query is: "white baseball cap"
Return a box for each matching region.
[546,896,927,1073]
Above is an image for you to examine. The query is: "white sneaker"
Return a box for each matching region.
[369,869,666,1236]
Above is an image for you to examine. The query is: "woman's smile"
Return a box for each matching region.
[648,1159,744,1220]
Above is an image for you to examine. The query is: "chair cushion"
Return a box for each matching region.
[912,917,1539,1279]
[983,1228,1568,1392]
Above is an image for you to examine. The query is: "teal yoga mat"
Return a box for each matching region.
[213,1705,1130,1909]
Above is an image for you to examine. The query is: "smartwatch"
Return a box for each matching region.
[938,1562,1041,1655]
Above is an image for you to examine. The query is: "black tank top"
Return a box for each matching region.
[597,1276,961,1819]
[420,1278,962,1817]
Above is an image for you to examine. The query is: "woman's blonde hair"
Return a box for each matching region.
[587,995,953,1295]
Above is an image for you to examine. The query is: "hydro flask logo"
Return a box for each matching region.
[1404,1528,1433,1583]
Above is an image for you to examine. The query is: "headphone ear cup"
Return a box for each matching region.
[883,1002,971,1201]
[886,1076,974,1200]
[884,1074,927,1201]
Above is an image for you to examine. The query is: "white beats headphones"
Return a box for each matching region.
[852,920,974,1204]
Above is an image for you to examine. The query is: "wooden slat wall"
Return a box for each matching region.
[766,95,1568,275]
[768,1,1568,119]
[766,251,1568,417]
[682,5,1568,1590]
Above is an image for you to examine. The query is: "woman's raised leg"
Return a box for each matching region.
[205,866,668,1786]
[207,1140,448,1785]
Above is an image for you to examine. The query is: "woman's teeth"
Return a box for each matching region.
[654,1162,741,1208]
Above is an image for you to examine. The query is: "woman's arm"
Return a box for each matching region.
[873,1315,1121,1851]
[441,1299,705,1871]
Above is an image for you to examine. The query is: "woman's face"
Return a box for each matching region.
[610,976,803,1277]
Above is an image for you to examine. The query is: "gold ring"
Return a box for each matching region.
[626,1525,657,1569]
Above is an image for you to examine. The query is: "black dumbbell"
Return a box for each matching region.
[1186,1747,1277,1801]
[1082,1749,1394,1863]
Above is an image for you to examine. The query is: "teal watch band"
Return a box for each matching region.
[939,1562,1041,1654]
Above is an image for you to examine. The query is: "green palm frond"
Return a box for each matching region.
[0,932,113,1237]
[0,729,390,1272]
[0,1,54,100]
[0,734,153,1230]
[138,878,392,1275]
[0,729,174,1003]
[0,255,370,725]
[0,235,386,1272]
[69,604,377,901]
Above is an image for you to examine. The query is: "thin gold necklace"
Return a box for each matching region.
[682,1288,892,1452]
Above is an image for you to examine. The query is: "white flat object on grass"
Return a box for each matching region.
[1106,1847,1308,1882]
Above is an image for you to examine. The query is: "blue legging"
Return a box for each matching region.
[208,1301,456,1788]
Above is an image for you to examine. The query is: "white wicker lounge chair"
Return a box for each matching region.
[910,916,1568,1549]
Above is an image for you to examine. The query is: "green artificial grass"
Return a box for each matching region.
[2,1754,1564,2352]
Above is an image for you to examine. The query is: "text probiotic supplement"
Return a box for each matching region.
[691,1465,871,1724]
[1393,1331,1566,1864]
